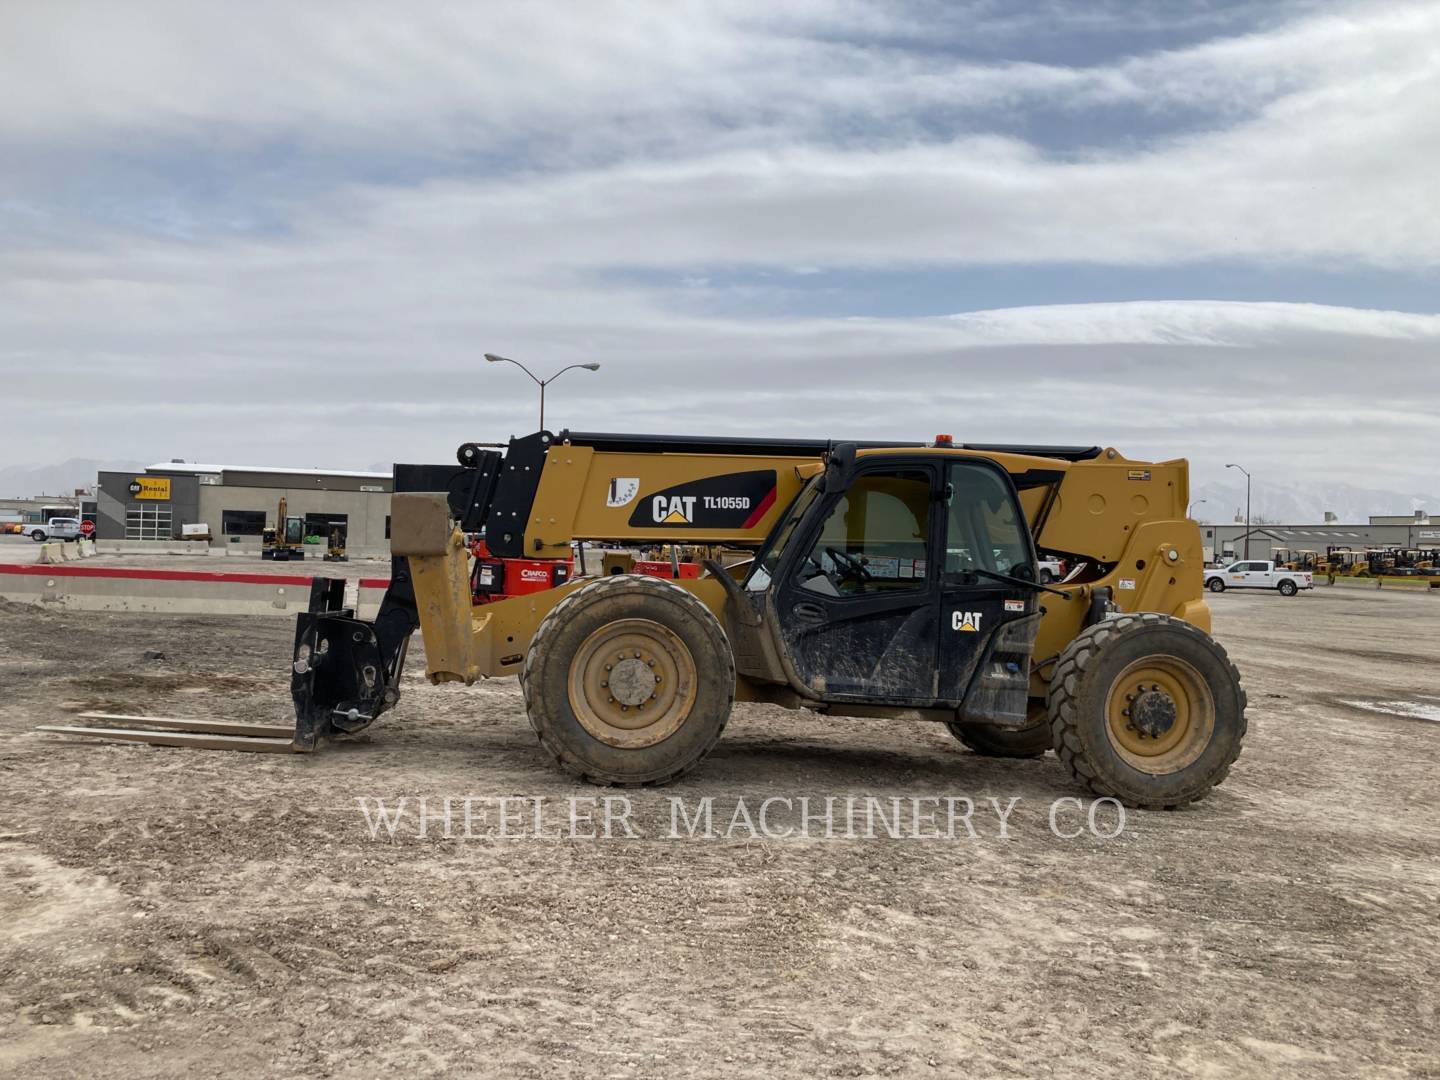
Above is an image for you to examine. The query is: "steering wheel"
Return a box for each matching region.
[826,546,871,582]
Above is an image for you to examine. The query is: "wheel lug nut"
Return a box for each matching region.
[1121,708,1130,717]
[648,660,655,667]
[604,664,612,671]
[634,651,641,658]
[607,696,615,703]
[1126,722,1136,731]
[600,681,607,688]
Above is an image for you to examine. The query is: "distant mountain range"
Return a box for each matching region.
[1190,479,1437,525]
[0,458,146,499]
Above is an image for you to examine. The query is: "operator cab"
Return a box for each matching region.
[738,447,1041,724]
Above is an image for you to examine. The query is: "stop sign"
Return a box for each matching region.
[80,520,95,536]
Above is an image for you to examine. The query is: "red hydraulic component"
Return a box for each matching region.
[468,537,573,604]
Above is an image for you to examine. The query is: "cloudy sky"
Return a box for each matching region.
[3,1,1438,497]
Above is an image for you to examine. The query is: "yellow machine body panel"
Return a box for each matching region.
[399,438,1210,701]
[524,446,823,559]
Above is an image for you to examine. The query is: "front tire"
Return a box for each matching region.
[1047,613,1246,809]
[521,575,735,785]
[31,531,46,542]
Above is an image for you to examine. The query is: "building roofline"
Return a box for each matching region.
[1204,522,1420,529]
[145,462,392,480]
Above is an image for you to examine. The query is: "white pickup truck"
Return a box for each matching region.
[1204,560,1313,597]
[20,517,83,542]
[1037,557,1067,584]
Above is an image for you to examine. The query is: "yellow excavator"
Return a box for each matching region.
[260,497,307,561]
[52,430,1247,809]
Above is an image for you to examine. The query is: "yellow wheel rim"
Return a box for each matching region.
[1104,656,1215,775]
[567,618,698,749]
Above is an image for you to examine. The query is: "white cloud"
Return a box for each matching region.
[937,301,1440,345]
[0,1,1436,497]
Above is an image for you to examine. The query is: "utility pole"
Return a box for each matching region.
[485,353,602,430]
[1226,463,1252,559]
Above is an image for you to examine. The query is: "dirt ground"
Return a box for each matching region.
[1,586,1437,1078]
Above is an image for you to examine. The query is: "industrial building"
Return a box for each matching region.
[94,463,393,551]
[1201,517,1438,564]
[0,496,80,525]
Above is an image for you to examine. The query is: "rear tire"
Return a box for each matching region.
[948,708,1051,758]
[521,575,734,784]
[1278,579,1298,597]
[1047,613,1246,809]
[1207,577,1225,592]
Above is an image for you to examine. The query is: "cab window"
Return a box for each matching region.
[944,463,1031,580]
[795,469,931,596]
[747,480,821,592]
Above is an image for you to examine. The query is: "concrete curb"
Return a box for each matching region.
[0,563,392,618]
[358,578,390,615]
[93,539,391,561]
[34,540,96,564]
[1318,577,1439,592]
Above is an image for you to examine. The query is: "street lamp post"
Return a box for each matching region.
[1187,498,1207,519]
[1226,463,1252,560]
[484,353,601,431]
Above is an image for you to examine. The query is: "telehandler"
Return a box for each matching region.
[51,430,1247,808]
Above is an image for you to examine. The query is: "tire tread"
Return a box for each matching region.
[1045,613,1247,809]
[520,574,735,785]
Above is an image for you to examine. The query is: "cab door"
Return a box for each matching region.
[935,460,1040,718]
[771,463,942,704]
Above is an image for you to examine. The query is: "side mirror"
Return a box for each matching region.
[824,442,858,493]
